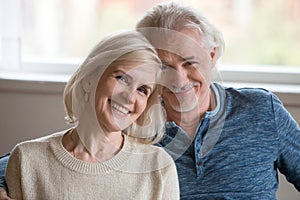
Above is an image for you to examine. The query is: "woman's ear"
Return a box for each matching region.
[82,78,92,93]
[82,78,92,102]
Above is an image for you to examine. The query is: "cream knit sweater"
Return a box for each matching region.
[6,130,179,200]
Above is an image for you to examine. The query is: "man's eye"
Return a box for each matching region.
[183,61,195,67]
[184,61,201,69]
[162,64,173,72]
[162,64,170,70]
[137,86,149,96]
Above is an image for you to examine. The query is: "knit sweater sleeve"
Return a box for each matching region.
[273,93,300,191]
[6,145,23,199]
[161,161,180,200]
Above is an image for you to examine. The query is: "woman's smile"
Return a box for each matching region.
[109,99,131,115]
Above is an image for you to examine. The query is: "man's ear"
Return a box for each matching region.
[210,47,217,65]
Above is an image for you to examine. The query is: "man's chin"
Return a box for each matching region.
[170,99,198,113]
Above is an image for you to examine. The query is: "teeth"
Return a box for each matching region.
[111,103,129,114]
[171,82,199,93]
[171,85,192,93]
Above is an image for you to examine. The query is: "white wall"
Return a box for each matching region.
[0,79,299,199]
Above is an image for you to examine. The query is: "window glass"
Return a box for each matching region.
[17,0,300,69]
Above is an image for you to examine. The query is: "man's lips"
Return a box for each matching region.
[164,82,199,94]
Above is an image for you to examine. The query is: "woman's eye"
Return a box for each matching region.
[116,75,128,84]
[137,86,149,96]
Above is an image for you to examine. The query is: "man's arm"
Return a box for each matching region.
[0,154,13,200]
[273,94,300,192]
[0,154,9,191]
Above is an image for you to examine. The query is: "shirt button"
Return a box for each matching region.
[197,161,202,166]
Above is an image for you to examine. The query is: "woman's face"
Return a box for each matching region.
[95,62,157,133]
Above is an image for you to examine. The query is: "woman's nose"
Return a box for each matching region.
[120,87,135,104]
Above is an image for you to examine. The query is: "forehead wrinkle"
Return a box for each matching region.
[159,50,196,66]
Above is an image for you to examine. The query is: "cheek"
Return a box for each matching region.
[94,85,114,111]
[94,88,106,106]
[96,80,116,97]
[161,91,176,104]
[194,67,212,83]
[136,97,149,114]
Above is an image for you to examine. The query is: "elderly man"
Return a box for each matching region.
[135,2,300,199]
[1,2,300,199]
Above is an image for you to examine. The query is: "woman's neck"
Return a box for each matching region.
[62,128,124,162]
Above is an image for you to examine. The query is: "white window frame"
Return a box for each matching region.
[1,0,300,88]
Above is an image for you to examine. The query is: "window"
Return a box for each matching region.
[0,0,300,85]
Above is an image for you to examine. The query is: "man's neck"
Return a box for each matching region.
[166,88,217,138]
[177,115,202,138]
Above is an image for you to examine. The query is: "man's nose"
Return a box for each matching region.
[163,66,189,89]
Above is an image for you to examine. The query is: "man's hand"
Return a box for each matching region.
[0,187,13,200]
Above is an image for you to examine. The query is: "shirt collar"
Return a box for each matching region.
[165,82,223,128]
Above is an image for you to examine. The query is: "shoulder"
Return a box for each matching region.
[224,85,276,106]
[123,136,175,172]
[226,86,272,98]
[10,130,67,155]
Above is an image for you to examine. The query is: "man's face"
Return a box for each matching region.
[157,28,216,114]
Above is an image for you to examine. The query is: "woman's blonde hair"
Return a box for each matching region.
[63,30,165,144]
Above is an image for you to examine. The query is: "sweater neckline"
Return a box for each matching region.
[50,130,132,174]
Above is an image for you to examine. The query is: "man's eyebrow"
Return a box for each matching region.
[161,60,170,65]
[183,56,195,61]
[161,56,195,66]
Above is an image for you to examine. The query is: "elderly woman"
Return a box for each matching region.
[5,30,179,200]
